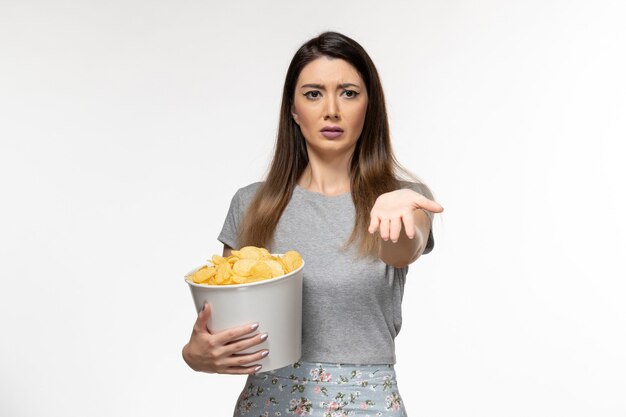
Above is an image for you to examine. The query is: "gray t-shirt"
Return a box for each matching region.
[217,181,434,364]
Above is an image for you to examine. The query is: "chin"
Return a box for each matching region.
[309,141,357,155]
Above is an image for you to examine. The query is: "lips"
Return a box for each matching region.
[320,125,344,132]
[319,125,344,139]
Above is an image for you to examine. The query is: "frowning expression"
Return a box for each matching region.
[291,56,368,158]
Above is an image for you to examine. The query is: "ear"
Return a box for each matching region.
[291,104,300,125]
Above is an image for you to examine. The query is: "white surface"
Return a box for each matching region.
[0,0,625,416]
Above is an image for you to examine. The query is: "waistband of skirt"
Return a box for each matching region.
[255,361,397,385]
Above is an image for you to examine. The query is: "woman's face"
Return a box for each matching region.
[291,56,368,159]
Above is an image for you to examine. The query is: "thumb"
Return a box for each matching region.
[414,195,444,214]
[194,303,212,334]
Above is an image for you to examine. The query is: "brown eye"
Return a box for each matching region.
[304,91,321,99]
[343,90,359,98]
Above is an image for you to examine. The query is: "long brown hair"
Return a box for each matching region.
[238,31,431,258]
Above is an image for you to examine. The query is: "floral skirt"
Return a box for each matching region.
[233,361,407,417]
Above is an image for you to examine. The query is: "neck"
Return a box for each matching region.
[297,149,353,196]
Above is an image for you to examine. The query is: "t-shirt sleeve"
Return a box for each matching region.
[217,189,245,250]
[402,181,435,255]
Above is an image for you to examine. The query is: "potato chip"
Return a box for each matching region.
[282,250,303,273]
[236,246,265,260]
[231,273,248,284]
[211,255,226,265]
[215,262,233,284]
[233,258,258,277]
[188,265,216,284]
[275,257,289,273]
[263,259,286,278]
[248,261,273,280]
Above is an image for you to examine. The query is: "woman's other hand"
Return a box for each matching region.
[369,188,444,267]
[182,303,269,374]
[368,189,443,243]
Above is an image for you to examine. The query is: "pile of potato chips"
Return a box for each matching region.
[186,246,303,286]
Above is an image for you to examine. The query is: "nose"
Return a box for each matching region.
[324,95,340,120]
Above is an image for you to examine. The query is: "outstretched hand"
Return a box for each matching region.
[368,189,444,243]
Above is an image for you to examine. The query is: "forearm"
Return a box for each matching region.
[377,206,432,268]
[378,223,426,268]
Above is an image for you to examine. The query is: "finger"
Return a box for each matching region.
[379,217,391,241]
[193,303,212,334]
[222,332,268,356]
[414,195,444,213]
[368,213,380,234]
[224,363,264,375]
[225,348,270,368]
[211,322,262,346]
[401,212,416,240]
[389,217,402,243]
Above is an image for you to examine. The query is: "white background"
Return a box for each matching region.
[1,1,625,416]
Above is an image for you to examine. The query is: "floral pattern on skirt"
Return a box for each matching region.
[233,361,407,417]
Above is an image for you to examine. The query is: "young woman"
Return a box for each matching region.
[183,31,444,416]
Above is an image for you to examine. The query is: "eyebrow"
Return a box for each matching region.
[300,83,361,90]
